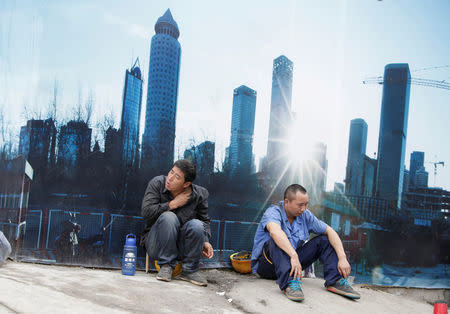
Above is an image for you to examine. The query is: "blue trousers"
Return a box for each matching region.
[256,235,341,290]
[145,211,205,272]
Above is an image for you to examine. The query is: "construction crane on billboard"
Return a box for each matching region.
[425,161,445,186]
[363,76,450,90]
[363,65,450,90]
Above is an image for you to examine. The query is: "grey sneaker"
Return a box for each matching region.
[156,264,173,282]
[283,279,304,302]
[327,278,361,299]
[178,270,207,287]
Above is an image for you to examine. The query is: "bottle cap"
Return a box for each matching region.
[125,234,136,246]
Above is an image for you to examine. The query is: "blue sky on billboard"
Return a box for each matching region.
[0,0,449,190]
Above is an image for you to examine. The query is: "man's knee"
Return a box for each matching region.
[183,219,204,236]
[268,237,282,252]
[156,211,180,227]
[146,212,179,257]
[267,238,290,262]
[310,234,332,249]
[316,234,330,244]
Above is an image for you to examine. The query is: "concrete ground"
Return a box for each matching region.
[0,261,445,313]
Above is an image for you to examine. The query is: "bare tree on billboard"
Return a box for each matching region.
[84,89,94,127]
[22,101,43,121]
[0,108,18,161]
[96,109,116,146]
[46,79,59,124]
[73,84,84,122]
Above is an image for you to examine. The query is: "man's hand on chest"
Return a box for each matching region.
[169,187,192,210]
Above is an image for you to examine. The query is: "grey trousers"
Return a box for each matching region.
[145,211,205,273]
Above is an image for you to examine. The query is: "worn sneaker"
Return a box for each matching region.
[178,270,207,287]
[327,278,361,299]
[283,279,304,302]
[156,264,173,282]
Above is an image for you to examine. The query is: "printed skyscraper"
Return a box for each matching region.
[345,118,368,195]
[19,118,56,181]
[184,141,215,184]
[57,121,92,178]
[228,85,257,179]
[266,55,294,173]
[409,151,424,187]
[344,118,377,197]
[120,58,143,170]
[142,9,181,173]
[375,63,411,208]
[309,142,328,205]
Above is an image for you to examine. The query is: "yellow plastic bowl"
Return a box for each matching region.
[154,260,182,277]
[230,252,252,274]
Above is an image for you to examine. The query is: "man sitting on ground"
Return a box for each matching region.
[141,159,214,286]
[251,184,360,301]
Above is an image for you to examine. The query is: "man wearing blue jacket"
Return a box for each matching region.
[251,184,360,301]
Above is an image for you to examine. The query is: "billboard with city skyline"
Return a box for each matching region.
[0,1,449,288]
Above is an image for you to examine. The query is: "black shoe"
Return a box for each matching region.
[283,279,304,302]
[327,278,361,299]
[178,270,207,287]
[156,264,173,282]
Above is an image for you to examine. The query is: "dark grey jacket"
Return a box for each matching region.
[141,175,211,245]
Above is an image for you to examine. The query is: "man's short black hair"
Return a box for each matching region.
[173,159,196,183]
[284,184,307,201]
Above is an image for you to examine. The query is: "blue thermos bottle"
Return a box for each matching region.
[121,234,137,276]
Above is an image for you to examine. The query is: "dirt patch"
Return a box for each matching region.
[205,268,256,293]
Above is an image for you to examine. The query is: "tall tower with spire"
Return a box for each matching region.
[265,55,294,180]
[141,9,181,174]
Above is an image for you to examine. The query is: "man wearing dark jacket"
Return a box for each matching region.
[141,159,213,286]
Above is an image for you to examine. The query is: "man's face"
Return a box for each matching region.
[284,192,309,218]
[165,166,189,192]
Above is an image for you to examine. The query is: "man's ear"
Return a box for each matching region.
[183,181,192,189]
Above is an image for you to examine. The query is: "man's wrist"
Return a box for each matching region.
[168,200,177,210]
[289,251,298,259]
